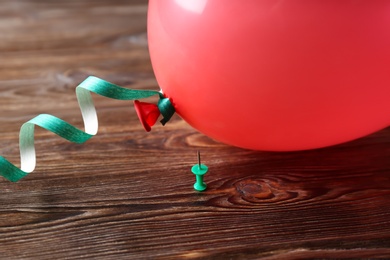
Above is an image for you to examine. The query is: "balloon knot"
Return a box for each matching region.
[134,94,175,132]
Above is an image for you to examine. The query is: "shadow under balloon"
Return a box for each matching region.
[202,126,390,207]
[190,128,390,250]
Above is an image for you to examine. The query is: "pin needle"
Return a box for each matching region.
[197,150,201,169]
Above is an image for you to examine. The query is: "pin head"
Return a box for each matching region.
[191,164,208,176]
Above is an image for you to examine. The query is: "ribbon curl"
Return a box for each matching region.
[0,76,175,182]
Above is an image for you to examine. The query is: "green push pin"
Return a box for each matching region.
[191,151,208,191]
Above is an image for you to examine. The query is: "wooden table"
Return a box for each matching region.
[0,1,389,259]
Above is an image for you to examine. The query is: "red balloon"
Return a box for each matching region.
[147,0,390,151]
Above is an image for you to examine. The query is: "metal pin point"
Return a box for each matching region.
[197,150,201,169]
[191,150,208,191]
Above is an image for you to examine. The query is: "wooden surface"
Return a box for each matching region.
[0,1,389,259]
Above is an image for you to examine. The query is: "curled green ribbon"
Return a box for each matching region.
[0,76,175,182]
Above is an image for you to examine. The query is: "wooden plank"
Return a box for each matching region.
[0,1,389,259]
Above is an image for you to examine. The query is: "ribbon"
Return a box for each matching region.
[0,76,175,182]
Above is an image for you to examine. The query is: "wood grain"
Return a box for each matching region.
[0,1,389,259]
